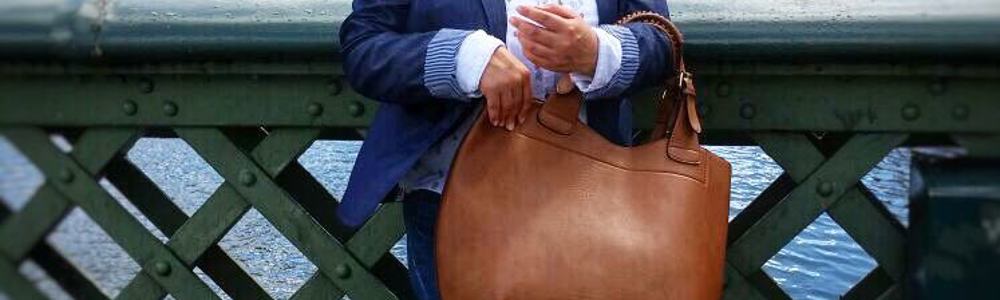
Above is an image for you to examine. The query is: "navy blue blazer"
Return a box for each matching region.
[337,0,675,228]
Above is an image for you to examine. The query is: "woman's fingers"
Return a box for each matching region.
[511,5,596,74]
[556,73,575,95]
[508,80,523,131]
[510,17,560,47]
[538,4,579,19]
[516,32,559,59]
[523,49,570,72]
[502,87,516,130]
[518,73,534,124]
[486,90,500,126]
[516,5,567,32]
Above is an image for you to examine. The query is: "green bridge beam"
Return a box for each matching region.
[1,0,999,62]
[1,0,999,299]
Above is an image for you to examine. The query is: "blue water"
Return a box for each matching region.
[0,137,908,299]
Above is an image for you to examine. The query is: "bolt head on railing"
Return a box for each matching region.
[239,170,256,186]
[901,104,921,121]
[58,169,74,183]
[122,100,138,116]
[153,261,171,276]
[307,102,324,117]
[335,264,351,279]
[817,181,834,197]
[163,101,179,117]
[138,78,155,94]
[348,101,365,118]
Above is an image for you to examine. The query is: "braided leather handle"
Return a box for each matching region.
[616,11,686,78]
[616,11,703,164]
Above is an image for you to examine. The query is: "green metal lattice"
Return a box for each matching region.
[1,0,999,297]
[0,61,997,299]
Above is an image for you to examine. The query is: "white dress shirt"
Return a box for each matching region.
[456,0,623,99]
[401,0,624,194]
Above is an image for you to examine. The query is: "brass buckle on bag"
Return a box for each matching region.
[677,71,691,89]
[659,71,691,103]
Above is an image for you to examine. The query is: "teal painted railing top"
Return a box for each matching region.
[1,0,999,62]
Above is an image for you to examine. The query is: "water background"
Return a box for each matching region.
[0,137,909,299]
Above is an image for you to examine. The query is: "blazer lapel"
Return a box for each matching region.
[480,0,507,40]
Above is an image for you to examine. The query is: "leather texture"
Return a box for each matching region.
[436,13,732,299]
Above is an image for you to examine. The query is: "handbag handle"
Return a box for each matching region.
[537,11,702,165]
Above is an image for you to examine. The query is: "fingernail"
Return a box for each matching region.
[506,122,514,131]
[519,116,527,124]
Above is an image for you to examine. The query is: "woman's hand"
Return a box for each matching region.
[481,46,534,131]
[510,4,599,76]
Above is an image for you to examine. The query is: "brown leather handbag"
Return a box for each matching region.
[436,12,731,299]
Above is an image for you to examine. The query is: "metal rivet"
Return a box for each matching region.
[307,102,324,116]
[335,264,351,279]
[239,170,256,186]
[153,261,171,276]
[715,82,732,97]
[328,78,343,96]
[138,78,155,94]
[901,104,920,121]
[348,101,365,118]
[952,104,969,121]
[739,103,756,120]
[59,169,74,183]
[817,181,834,197]
[928,80,946,95]
[163,101,178,117]
[122,100,138,116]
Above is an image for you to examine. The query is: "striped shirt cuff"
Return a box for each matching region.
[424,29,476,101]
[583,25,640,100]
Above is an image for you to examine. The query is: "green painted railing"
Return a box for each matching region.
[1,0,999,299]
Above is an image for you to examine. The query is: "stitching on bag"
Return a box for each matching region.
[513,131,708,184]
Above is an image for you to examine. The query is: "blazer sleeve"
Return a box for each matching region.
[584,0,676,99]
[620,0,676,95]
[340,0,476,104]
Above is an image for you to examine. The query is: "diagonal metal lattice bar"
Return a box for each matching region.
[176,128,400,299]
[724,133,907,298]
[291,202,406,299]
[723,262,785,300]
[1,127,220,299]
[113,129,326,299]
[724,174,798,299]
[225,127,412,297]
[104,155,269,299]
[211,128,412,299]
[116,128,326,298]
[784,135,909,298]
[0,128,141,299]
[755,133,908,282]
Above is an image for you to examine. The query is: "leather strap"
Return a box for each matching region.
[538,11,701,164]
[537,89,582,135]
[617,11,702,165]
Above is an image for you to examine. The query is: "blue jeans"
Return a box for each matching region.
[403,190,442,300]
